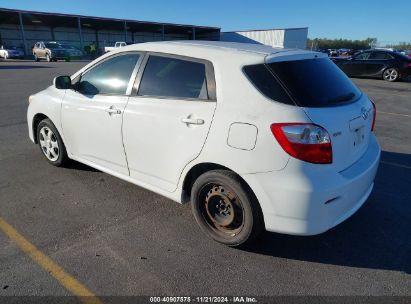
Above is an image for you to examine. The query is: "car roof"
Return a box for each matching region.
[118,40,317,61]
[74,41,324,79]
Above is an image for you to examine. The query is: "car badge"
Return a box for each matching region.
[361,107,369,120]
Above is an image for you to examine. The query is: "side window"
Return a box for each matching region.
[78,53,140,95]
[138,55,208,100]
[370,52,393,60]
[386,53,394,59]
[354,52,371,60]
[243,64,295,106]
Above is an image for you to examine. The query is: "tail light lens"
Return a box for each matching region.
[371,101,376,131]
[271,123,332,164]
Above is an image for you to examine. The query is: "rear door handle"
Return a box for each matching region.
[105,106,122,115]
[181,118,205,125]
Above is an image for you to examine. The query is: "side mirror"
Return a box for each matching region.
[54,76,72,90]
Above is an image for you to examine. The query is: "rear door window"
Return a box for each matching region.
[138,55,209,100]
[369,52,394,60]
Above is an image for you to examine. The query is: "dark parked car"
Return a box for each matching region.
[332,49,411,81]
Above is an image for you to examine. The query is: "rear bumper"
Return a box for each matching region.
[242,134,381,235]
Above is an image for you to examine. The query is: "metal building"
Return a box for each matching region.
[221,28,308,49]
[0,8,220,57]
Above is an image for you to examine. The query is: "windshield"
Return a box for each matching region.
[267,58,362,107]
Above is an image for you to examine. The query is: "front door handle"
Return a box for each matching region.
[105,106,121,115]
[181,117,205,125]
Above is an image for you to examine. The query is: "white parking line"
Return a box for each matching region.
[365,91,411,98]
[378,111,411,118]
[380,161,411,170]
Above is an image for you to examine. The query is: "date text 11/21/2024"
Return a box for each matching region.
[149,296,258,303]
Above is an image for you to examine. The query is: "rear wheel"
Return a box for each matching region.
[383,68,399,82]
[191,170,264,247]
[37,119,68,167]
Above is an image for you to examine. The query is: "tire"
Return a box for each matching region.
[37,119,68,167]
[34,53,40,62]
[383,68,399,82]
[191,170,264,247]
[46,53,51,62]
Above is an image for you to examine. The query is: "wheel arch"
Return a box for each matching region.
[32,113,50,143]
[181,162,261,211]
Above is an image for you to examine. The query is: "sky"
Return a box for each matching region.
[1,0,410,44]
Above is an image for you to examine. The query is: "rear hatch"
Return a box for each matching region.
[265,52,374,172]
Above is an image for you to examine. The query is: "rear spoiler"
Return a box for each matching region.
[265,50,328,64]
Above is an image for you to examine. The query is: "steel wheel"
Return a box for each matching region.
[201,183,245,236]
[383,68,399,82]
[39,126,59,162]
[191,170,264,246]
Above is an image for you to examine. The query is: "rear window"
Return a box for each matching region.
[267,58,362,107]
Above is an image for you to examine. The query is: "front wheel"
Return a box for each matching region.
[383,68,399,82]
[37,119,68,166]
[191,170,264,247]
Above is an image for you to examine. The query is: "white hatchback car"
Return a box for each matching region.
[27,41,381,246]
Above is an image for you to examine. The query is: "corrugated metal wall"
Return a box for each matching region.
[221,28,308,49]
[0,24,24,49]
[0,25,193,50]
[283,28,308,49]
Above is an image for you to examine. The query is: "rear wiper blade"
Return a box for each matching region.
[327,92,355,104]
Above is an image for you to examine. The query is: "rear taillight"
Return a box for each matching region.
[405,63,411,69]
[271,123,332,164]
[371,101,376,131]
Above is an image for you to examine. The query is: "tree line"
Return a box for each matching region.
[307,38,411,50]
